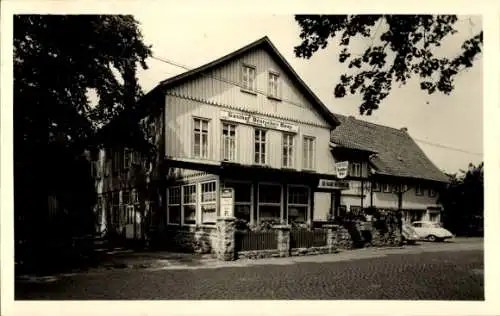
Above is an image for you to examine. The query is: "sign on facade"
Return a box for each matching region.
[318,179,350,190]
[220,188,234,218]
[335,161,349,179]
[220,110,299,133]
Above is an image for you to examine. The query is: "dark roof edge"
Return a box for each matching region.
[154,36,340,127]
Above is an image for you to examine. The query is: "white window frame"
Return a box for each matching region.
[350,162,362,177]
[200,180,217,225]
[241,64,256,91]
[257,182,283,223]
[167,186,181,225]
[193,117,210,159]
[287,184,310,225]
[303,136,316,170]
[268,71,280,99]
[254,129,267,165]
[182,184,197,226]
[221,123,237,162]
[282,133,294,168]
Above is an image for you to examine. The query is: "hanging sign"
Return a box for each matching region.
[220,188,234,218]
[335,161,349,179]
[220,110,299,133]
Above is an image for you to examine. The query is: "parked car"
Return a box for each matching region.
[411,221,454,242]
[401,223,419,244]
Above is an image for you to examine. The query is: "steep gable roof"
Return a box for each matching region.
[151,36,340,127]
[331,114,449,183]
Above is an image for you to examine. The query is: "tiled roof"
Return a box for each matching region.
[331,114,449,183]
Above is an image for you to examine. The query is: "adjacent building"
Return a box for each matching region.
[91,36,449,244]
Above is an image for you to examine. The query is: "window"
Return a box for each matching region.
[288,185,309,223]
[193,118,209,159]
[350,162,362,177]
[428,188,437,197]
[241,64,256,91]
[131,189,139,205]
[201,181,217,225]
[282,133,294,168]
[258,184,281,223]
[112,191,120,225]
[383,183,392,193]
[413,222,422,228]
[303,136,316,170]
[268,72,280,98]
[123,150,131,171]
[349,205,362,216]
[415,184,425,196]
[182,184,197,225]
[167,187,181,224]
[112,150,121,174]
[372,182,381,192]
[338,205,347,217]
[222,123,237,161]
[223,181,252,223]
[254,129,267,164]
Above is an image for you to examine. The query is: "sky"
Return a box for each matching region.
[133,13,483,174]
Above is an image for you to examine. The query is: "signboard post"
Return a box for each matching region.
[220,188,234,218]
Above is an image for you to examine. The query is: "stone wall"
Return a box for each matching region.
[164,226,218,255]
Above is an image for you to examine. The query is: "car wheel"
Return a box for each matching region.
[427,235,437,242]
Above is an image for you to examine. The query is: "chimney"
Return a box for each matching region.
[400,127,408,132]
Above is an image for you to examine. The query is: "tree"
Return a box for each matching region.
[294,15,483,115]
[440,162,484,236]
[14,15,152,271]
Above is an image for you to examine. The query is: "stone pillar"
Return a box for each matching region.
[273,225,291,257]
[216,217,236,261]
[323,224,339,253]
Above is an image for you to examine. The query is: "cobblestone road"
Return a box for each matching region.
[16,245,483,300]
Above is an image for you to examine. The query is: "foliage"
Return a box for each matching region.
[14,15,152,271]
[294,15,483,114]
[440,162,484,236]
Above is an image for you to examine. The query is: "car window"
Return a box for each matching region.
[413,223,421,228]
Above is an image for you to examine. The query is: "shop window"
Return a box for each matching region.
[254,129,267,164]
[182,184,197,225]
[288,185,309,223]
[241,64,256,91]
[349,205,362,216]
[258,183,281,222]
[282,133,294,168]
[201,181,217,225]
[223,181,252,223]
[193,118,209,159]
[167,186,181,224]
[303,136,315,170]
[222,123,237,161]
[372,182,381,192]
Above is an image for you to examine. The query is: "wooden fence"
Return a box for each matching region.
[235,230,278,252]
[290,229,328,249]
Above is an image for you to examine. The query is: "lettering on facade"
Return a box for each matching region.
[335,161,349,179]
[221,110,299,133]
[318,179,350,190]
